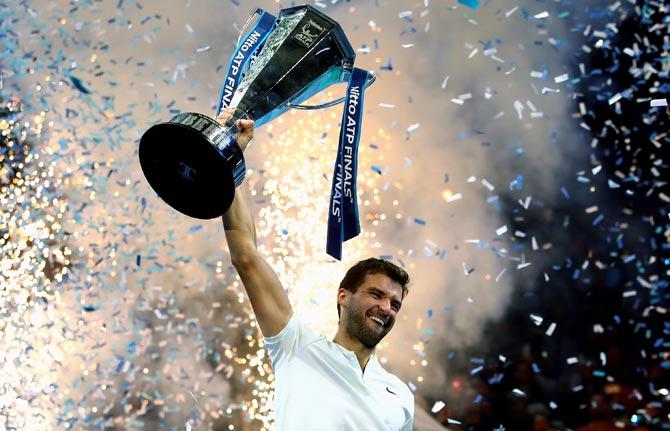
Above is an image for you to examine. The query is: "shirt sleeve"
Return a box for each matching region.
[263,313,318,371]
[400,409,413,431]
[401,390,415,431]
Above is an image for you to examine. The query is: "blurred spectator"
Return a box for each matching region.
[528,403,556,431]
[575,394,619,431]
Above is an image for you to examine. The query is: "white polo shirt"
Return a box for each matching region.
[263,314,414,430]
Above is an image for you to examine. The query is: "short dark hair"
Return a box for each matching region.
[337,258,410,318]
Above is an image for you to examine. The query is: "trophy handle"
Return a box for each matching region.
[287,72,376,111]
[236,8,267,47]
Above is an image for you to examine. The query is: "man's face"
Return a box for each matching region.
[338,272,404,349]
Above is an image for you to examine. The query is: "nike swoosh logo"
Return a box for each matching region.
[386,386,397,396]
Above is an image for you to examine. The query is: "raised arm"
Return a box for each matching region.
[218,109,293,337]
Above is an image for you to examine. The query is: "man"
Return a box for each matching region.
[218,108,414,430]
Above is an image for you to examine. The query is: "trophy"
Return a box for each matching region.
[139,5,375,223]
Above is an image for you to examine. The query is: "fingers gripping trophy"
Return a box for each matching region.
[139,5,375,259]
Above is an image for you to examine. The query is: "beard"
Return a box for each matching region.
[344,304,393,349]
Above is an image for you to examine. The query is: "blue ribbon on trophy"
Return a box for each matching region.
[326,68,369,260]
[139,5,376,260]
[217,10,277,114]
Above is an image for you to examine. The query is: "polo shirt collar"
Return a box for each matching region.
[330,339,380,374]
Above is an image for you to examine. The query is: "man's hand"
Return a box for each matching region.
[216,108,254,151]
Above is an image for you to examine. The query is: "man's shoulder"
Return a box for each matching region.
[290,316,333,353]
[263,313,323,350]
[301,327,328,350]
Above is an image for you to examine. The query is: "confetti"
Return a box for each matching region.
[441,75,450,89]
[608,93,622,105]
[480,178,495,191]
[505,6,518,17]
[2,1,668,429]
[446,193,462,202]
[458,0,480,10]
[431,401,446,413]
[70,75,92,94]
[545,322,556,336]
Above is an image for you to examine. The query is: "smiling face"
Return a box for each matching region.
[338,272,404,349]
